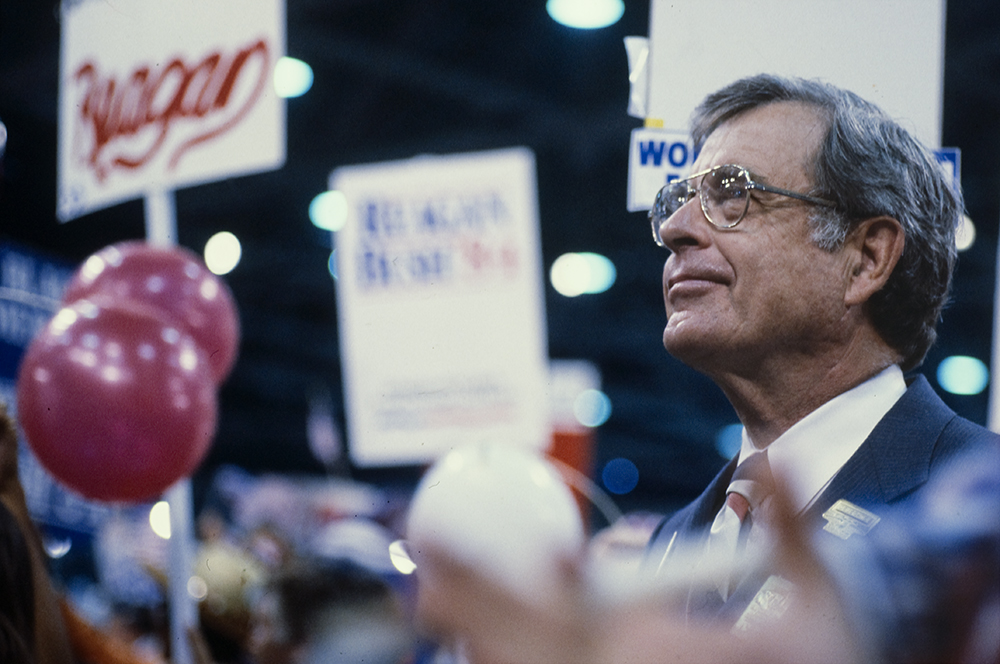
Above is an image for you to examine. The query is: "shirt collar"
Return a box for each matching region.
[736,365,907,512]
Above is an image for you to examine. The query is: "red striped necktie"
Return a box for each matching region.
[707,451,774,599]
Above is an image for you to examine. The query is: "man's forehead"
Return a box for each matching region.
[692,101,827,182]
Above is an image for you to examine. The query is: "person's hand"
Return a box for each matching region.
[409,480,865,664]
[412,543,773,664]
[413,544,601,664]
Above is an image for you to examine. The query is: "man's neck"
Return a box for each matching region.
[711,336,902,448]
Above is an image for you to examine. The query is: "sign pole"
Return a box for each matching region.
[144,188,178,247]
[144,187,196,664]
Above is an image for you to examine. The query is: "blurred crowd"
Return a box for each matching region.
[2,395,999,664]
[2,400,426,664]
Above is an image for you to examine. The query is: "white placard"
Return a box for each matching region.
[332,148,550,466]
[627,127,696,212]
[629,0,945,211]
[57,0,286,221]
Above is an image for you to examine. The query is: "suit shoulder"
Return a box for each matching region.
[934,415,1000,460]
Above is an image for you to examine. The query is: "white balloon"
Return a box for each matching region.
[406,442,585,606]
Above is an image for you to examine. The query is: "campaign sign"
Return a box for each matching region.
[644,0,944,149]
[331,148,550,466]
[57,0,286,221]
[627,127,696,212]
[628,0,945,212]
[934,147,961,185]
[0,245,67,378]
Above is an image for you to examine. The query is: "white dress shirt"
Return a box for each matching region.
[736,364,907,513]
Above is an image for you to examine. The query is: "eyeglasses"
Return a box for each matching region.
[649,164,836,246]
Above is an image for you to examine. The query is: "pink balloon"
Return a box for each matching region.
[16,298,217,503]
[62,241,240,384]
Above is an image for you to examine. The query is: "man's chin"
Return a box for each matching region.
[663,330,706,363]
[662,320,723,368]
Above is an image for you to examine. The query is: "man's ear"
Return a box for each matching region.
[844,216,904,307]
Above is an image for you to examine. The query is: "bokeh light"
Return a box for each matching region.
[309,190,349,231]
[204,231,242,275]
[187,575,209,601]
[389,540,417,575]
[43,535,72,559]
[956,215,976,251]
[546,0,624,29]
[327,250,338,279]
[573,388,612,427]
[937,355,989,395]
[715,423,743,459]
[273,56,313,98]
[602,457,639,495]
[149,500,171,539]
[550,252,616,297]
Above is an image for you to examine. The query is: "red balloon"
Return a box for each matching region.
[16,298,217,503]
[62,241,240,384]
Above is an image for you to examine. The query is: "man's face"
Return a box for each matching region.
[659,101,855,379]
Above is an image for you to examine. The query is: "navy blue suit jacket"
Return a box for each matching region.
[646,374,1000,622]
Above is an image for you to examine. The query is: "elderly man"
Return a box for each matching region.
[410,75,999,664]
[645,73,999,636]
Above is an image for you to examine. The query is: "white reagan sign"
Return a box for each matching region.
[331,148,550,466]
[57,0,286,221]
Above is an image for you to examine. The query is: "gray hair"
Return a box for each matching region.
[690,74,962,371]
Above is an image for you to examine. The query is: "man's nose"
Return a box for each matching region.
[657,199,711,252]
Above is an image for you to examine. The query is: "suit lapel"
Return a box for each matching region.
[725,376,955,622]
[689,456,738,528]
[652,375,961,627]
[646,456,737,568]
[804,374,954,522]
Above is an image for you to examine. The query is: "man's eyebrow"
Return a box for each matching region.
[748,170,796,191]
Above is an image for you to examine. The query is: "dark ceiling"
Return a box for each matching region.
[1,1,998,514]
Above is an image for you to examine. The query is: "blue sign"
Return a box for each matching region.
[933,147,961,188]
[627,127,697,212]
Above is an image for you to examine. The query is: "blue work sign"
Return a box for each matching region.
[627,127,697,212]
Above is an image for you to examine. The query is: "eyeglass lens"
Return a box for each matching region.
[702,167,751,228]
[651,166,751,245]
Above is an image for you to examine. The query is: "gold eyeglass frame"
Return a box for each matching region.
[650,164,836,246]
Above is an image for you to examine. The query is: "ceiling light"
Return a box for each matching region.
[204,231,242,275]
[550,252,616,297]
[578,252,616,293]
[309,190,348,231]
[956,214,975,251]
[937,355,989,395]
[149,500,171,539]
[273,56,313,98]
[546,0,624,29]
[573,388,612,427]
[551,253,589,297]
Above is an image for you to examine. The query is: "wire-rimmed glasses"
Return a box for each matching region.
[649,164,836,247]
